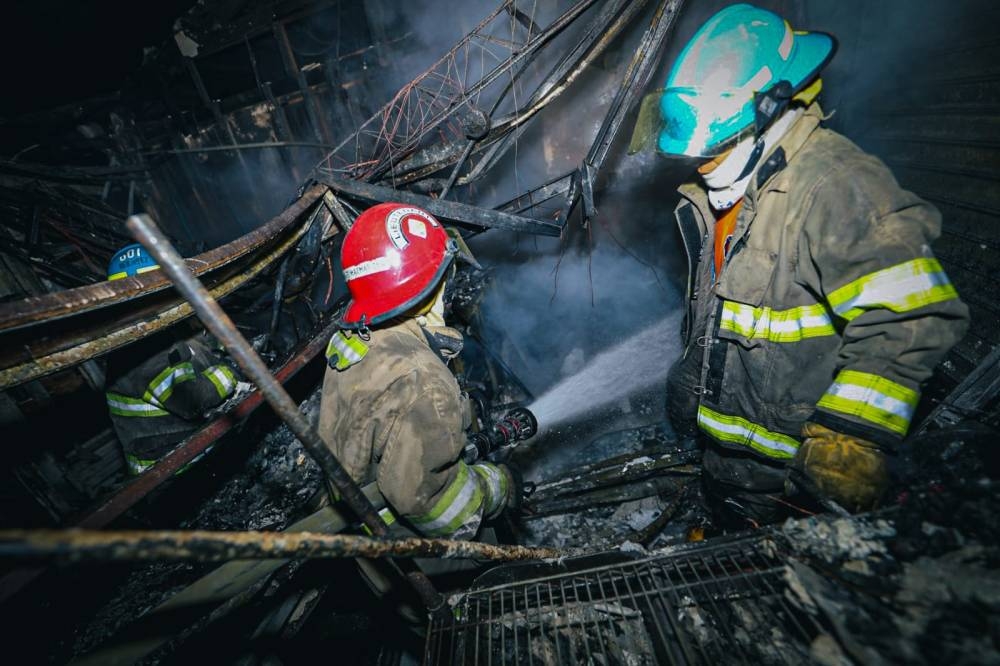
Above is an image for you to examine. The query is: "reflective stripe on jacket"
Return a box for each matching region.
[318,318,508,540]
[674,103,969,457]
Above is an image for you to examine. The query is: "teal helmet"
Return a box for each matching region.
[631,4,835,157]
[107,243,159,280]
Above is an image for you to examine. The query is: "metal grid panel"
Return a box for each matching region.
[424,535,822,665]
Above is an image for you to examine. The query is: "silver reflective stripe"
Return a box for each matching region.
[107,393,169,417]
[827,258,958,321]
[331,334,363,363]
[205,365,236,398]
[697,405,799,458]
[149,363,196,404]
[824,382,914,421]
[326,331,369,371]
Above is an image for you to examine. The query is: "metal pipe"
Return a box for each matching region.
[125,214,447,612]
[127,214,380,533]
[0,529,565,564]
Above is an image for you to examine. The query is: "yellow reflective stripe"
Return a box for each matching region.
[107,271,128,281]
[697,405,799,459]
[106,392,169,417]
[720,301,835,342]
[143,362,195,406]
[203,365,236,399]
[827,258,958,321]
[361,507,398,535]
[325,331,369,370]
[472,463,507,516]
[125,453,158,475]
[410,463,484,537]
[817,369,919,436]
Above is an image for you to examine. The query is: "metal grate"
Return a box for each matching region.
[424,534,823,665]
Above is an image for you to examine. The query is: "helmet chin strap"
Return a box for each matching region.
[703,108,803,210]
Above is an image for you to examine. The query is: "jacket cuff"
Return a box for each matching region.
[472,462,509,519]
[808,409,901,451]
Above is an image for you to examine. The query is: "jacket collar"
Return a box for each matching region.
[676,103,825,223]
[388,317,464,360]
[745,103,824,207]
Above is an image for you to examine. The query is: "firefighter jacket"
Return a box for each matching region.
[317,318,509,540]
[673,103,969,461]
[106,337,239,474]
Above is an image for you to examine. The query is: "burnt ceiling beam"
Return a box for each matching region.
[317,175,563,237]
[0,184,325,333]
[0,319,337,605]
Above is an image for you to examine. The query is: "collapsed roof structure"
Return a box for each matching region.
[0,0,998,663]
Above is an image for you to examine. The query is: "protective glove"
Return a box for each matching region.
[786,422,888,513]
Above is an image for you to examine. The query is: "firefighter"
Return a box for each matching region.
[630,5,969,522]
[317,203,518,541]
[105,244,241,475]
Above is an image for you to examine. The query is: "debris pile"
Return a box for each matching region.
[72,390,324,659]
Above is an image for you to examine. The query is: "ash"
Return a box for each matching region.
[187,388,324,531]
[73,389,324,658]
[777,423,1000,665]
[518,423,701,549]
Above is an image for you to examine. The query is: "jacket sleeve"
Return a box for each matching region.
[798,156,969,446]
[377,377,509,539]
[151,340,240,420]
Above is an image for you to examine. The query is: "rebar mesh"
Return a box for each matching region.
[424,534,823,665]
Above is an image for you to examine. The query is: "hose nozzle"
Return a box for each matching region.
[463,406,538,463]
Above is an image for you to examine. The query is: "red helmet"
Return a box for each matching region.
[339,203,456,328]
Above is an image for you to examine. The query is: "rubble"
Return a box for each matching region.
[71,389,324,659]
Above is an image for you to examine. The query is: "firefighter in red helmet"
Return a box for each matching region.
[318,203,518,542]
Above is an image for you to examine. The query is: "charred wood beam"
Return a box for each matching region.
[317,175,562,236]
[525,475,687,518]
[0,529,565,564]
[529,450,700,502]
[321,190,355,231]
[0,184,325,333]
[0,204,315,389]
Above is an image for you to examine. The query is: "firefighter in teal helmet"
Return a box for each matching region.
[631,4,969,522]
[104,245,241,475]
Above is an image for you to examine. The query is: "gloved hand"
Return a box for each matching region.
[786,422,888,513]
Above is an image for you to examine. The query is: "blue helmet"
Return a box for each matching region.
[632,4,835,157]
[107,243,159,280]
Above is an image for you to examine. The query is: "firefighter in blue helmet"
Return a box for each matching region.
[631,5,969,522]
[104,244,241,474]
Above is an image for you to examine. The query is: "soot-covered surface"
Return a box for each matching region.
[70,390,324,661]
